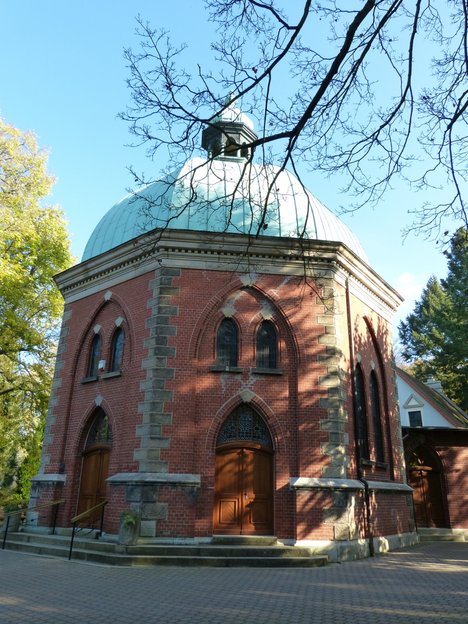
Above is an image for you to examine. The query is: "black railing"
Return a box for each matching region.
[69,500,108,560]
[1,499,65,549]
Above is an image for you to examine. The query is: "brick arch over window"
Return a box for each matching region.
[244,284,300,365]
[73,296,134,384]
[74,398,119,459]
[83,407,112,450]
[216,404,273,449]
[204,394,283,454]
[189,282,300,366]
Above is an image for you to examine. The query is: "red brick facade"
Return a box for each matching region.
[29,232,415,559]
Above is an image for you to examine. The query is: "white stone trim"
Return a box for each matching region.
[107,472,201,487]
[366,480,413,492]
[289,477,412,493]
[284,532,418,562]
[289,477,364,490]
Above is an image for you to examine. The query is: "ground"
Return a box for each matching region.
[0,542,467,623]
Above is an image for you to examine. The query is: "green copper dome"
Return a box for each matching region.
[83,106,367,262]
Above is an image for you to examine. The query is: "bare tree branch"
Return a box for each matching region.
[120,1,467,239]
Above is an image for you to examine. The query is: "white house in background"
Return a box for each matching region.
[396,367,468,532]
[396,368,467,429]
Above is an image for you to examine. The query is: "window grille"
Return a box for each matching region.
[217,404,272,448]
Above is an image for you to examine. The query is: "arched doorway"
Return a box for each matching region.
[77,409,111,516]
[214,404,274,535]
[407,446,447,528]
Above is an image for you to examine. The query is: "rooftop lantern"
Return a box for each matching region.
[202,95,258,160]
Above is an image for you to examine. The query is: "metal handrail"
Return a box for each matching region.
[69,500,108,560]
[1,499,65,549]
[70,500,108,524]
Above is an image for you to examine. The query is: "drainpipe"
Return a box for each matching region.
[345,278,374,557]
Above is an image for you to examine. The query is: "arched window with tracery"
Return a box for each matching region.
[256,320,277,369]
[355,365,370,460]
[216,318,238,367]
[217,404,272,448]
[370,371,385,462]
[85,408,112,450]
[110,327,125,372]
[87,334,101,377]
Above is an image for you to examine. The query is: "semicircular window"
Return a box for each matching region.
[85,409,112,449]
[217,404,272,448]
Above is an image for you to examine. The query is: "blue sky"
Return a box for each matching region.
[0,1,456,331]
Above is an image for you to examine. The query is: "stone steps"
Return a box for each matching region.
[418,528,467,543]
[1,532,328,568]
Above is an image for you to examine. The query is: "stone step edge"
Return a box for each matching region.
[3,542,328,567]
[5,532,321,555]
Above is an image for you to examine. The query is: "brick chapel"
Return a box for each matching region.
[29,104,417,561]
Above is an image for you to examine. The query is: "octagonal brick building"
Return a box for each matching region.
[29,105,416,561]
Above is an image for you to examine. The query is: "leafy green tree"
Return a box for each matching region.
[0,118,73,505]
[399,228,468,411]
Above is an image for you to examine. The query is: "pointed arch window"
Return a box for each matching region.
[355,365,370,461]
[256,320,277,369]
[85,408,112,449]
[370,371,385,462]
[87,334,101,377]
[110,327,125,372]
[217,404,272,448]
[216,318,238,367]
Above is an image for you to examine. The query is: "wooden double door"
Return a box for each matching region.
[214,445,273,535]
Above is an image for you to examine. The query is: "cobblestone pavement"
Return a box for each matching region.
[0,542,467,624]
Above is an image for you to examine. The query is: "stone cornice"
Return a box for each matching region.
[55,229,402,314]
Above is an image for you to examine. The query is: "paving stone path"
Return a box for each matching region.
[0,542,467,623]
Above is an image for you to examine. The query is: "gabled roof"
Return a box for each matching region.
[396,367,468,428]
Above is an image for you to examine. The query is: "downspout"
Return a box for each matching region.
[345,278,374,557]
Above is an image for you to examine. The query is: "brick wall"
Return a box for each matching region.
[33,258,411,541]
